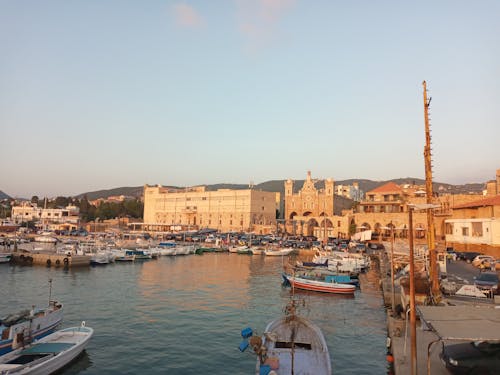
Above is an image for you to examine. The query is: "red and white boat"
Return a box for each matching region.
[283,274,356,295]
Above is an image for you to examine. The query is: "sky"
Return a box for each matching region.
[1,0,499,198]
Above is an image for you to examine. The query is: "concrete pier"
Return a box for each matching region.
[12,251,90,267]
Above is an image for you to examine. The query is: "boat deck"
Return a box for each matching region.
[21,342,74,355]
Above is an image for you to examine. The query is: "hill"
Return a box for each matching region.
[0,190,11,200]
[74,177,485,200]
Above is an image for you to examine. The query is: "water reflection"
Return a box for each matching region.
[59,351,93,375]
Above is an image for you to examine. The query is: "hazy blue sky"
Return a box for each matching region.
[1,0,499,198]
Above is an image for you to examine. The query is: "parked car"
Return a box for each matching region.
[478,258,498,271]
[472,255,496,268]
[440,341,500,374]
[473,272,499,294]
[457,251,483,263]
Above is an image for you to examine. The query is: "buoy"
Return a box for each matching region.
[386,354,394,363]
[63,257,69,265]
[46,259,52,267]
[55,259,61,266]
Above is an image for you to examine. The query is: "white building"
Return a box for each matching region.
[335,182,364,202]
[11,203,80,229]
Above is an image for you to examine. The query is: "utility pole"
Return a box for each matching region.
[422,81,439,299]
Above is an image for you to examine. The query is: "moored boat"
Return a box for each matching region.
[125,249,152,260]
[0,321,93,374]
[0,253,12,264]
[240,299,331,375]
[0,301,63,357]
[264,248,294,256]
[283,274,356,295]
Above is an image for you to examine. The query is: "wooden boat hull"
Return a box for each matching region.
[284,275,356,295]
[256,315,331,375]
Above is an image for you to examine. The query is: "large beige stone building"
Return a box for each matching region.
[352,180,489,242]
[283,172,347,239]
[143,185,278,234]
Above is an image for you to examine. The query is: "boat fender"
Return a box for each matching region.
[259,365,271,375]
[20,254,25,260]
[63,257,69,265]
[241,327,253,338]
[55,259,61,266]
[46,259,51,267]
[239,339,249,352]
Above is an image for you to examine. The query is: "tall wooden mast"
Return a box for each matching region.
[422,81,439,298]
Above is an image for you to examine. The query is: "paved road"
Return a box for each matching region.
[445,259,480,284]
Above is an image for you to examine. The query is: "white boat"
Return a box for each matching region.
[264,248,294,256]
[172,245,195,255]
[90,251,111,265]
[0,322,93,374]
[229,246,245,253]
[0,253,12,264]
[313,250,370,273]
[0,301,63,357]
[160,247,177,256]
[249,247,265,255]
[242,300,331,375]
[33,236,57,244]
[112,249,135,262]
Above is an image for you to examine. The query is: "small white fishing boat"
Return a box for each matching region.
[33,236,57,244]
[112,249,135,262]
[249,247,265,255]
[264,248,294,256]
[0,301,63,357]
[240,299,331,375]
[0,253,12,264]
[0,322,93,374]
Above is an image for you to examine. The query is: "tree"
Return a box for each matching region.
[31,196,39,205]
[54,196,69,208]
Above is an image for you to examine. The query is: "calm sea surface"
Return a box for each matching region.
[0,253,388,374]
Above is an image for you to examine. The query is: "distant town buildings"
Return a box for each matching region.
[335,182,364,201]
[11,202,80,231]
[445,169,500,256]
[89,195,136,206]
[142,184,278,234]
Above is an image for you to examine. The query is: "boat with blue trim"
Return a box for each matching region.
[0,301,63,357]
[0,321,93,374]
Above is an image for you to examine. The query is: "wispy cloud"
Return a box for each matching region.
[237,0,296,52]
[173,3,204,28]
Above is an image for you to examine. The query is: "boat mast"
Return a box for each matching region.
[48,278,53,305]
[422,81,439,299]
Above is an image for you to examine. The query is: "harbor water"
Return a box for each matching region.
[0,253,388,374]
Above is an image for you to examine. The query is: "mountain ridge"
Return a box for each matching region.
[2,178,485,201]
[73,178,485,200]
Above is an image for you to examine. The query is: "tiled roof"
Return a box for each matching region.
[453,195,500,209]
[368,182,402,194]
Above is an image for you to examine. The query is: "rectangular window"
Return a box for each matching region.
[462,227,469,236]
[445,223,453,235]
[472,222,483,237]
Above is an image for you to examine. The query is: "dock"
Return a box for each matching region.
[378,249,500,374]
[11,251,90,267]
